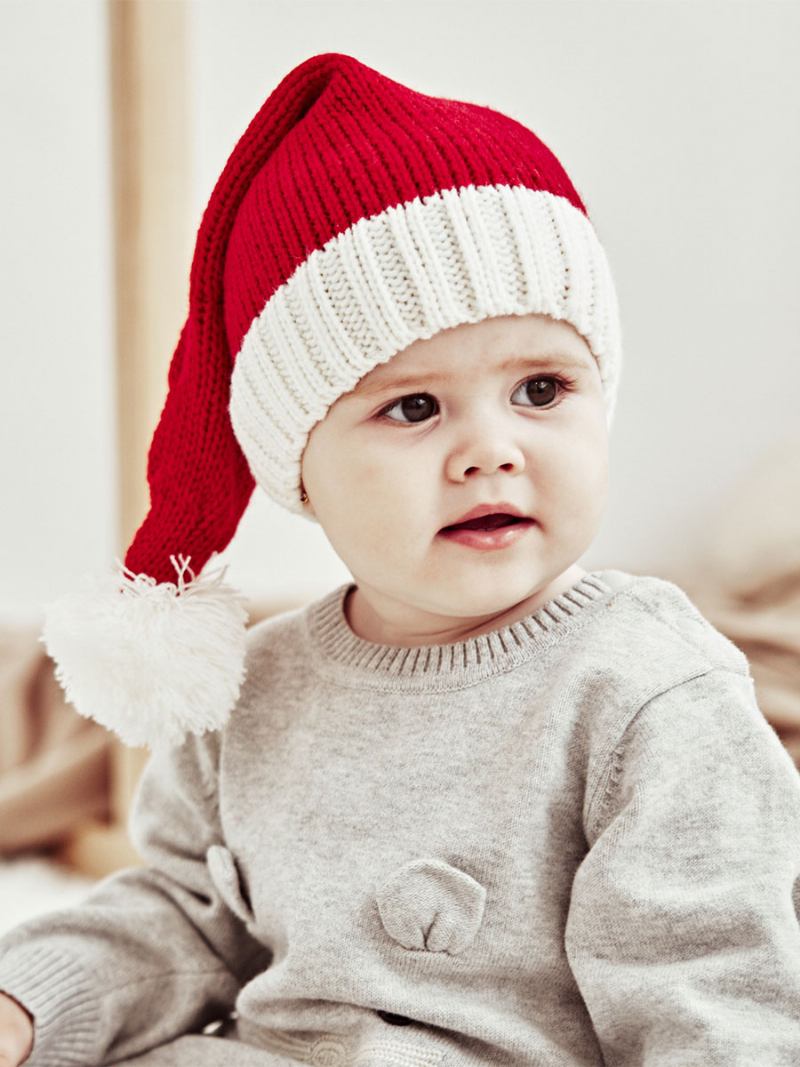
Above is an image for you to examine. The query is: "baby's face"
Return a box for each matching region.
[301,313,609,643]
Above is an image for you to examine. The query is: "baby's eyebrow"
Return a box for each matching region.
[354,352,589,398]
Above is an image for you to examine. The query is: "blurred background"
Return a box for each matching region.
[1,0,798,929]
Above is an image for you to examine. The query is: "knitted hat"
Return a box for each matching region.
[41,52,622,750]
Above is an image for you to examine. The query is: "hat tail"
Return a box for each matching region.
[36,62,339,749]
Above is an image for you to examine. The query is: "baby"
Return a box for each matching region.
[1,52,799,1067]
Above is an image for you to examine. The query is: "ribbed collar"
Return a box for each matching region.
[304,569,630,692]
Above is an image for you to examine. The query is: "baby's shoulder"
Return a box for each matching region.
[557,571,754,799]
[598,568,748,670]
[568,568,751,712]
[242,598,309,673]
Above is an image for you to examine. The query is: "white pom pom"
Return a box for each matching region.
[40,554,250,750]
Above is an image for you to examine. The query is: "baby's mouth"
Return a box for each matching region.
[441,513,531,533]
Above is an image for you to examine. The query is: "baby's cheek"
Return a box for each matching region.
[357,455,390,488]
[574,453,609,531]
[338,464,392,529]
[348,452,407,510]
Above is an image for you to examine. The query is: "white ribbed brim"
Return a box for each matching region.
[229,183,622,517]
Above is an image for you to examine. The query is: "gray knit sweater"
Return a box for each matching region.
[1,568,799,1067]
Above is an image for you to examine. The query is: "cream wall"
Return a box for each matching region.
[2,1,798,616]
[0,0,116,619]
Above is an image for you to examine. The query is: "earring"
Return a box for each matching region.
[300,486,308,504]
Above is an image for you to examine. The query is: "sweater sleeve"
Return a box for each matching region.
[565,667,800,1066]
[0,728,271,1067]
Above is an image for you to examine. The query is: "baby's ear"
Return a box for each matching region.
[300,485,315,515]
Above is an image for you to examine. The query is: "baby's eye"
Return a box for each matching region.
[379,394,441,422]
[514,375,571,407]
[377,375,576,424]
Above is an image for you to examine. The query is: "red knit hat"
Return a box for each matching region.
[41,52,622,749]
